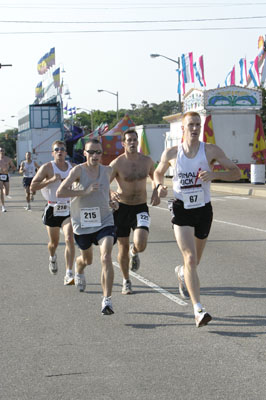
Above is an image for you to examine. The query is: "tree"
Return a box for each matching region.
[0,128,18,161]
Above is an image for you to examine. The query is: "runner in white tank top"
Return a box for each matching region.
[154,111,241,328]
[30,141,76,285]
[19,151,39,211]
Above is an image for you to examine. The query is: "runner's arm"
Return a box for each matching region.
[200,144,241,182]
[30,164,59,192]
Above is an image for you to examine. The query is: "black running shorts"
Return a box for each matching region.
[113,202,150,237]
[170,199,213,240]
[42,204,71,228]
[23,177,33,188]
[74,225,117,250]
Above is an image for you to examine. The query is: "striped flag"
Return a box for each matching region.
[181,52,194,84]
[139,129,150,155]
[52,67,60,88]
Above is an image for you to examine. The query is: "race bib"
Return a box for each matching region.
[0,174,7,181]
[53,203,70,217]
[80,207,101,228]
[182,187,205,209]
[136,212,150,228]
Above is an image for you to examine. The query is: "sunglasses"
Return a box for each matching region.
[85,150,102,155]
[53,147,66,152]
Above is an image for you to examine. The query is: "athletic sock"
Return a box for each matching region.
[193,303,203,315]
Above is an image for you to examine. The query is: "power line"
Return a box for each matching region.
[0,2,266,9]
[0,26,265,35]
[0,15,266,24]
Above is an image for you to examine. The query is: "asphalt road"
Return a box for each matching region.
[1,175,266,400]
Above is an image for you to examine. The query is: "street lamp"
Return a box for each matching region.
[97,89,119,121]
[150,53,182,113]
[77,107,94,131]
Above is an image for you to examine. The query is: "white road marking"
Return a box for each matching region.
[224,196,249,200]
[213,219,266,233]
[154,205,266,233]
[113,261,187,307]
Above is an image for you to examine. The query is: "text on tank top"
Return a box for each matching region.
[172,142,211,209]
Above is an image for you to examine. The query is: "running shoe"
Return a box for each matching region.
[1,206,7,213]
[25,204,31,211]
[101,296,114,315]
[175,265,190,300]
[195,309,212,328]
[64,273,75,286]
[122,279,133,295]
[49,255,58,275]
[129,244,140,272]
[75,273,86,292]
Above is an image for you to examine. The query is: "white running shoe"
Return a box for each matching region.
[129,244,140,272]
[75,273,86,292]
[2,206,7,213]
[64,273,75,286]
[49,255,58,275]
[25,204,31,211]
[122,279,133,295]
[101,296,114,315]
[195,309,212,328]
[175,265,190,300]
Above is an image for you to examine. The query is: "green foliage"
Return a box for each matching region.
[70,100,180,130]
[0,128,18,162]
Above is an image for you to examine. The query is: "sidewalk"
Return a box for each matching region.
[164,178,266,198]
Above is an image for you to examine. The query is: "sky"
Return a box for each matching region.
[0,0,266,131]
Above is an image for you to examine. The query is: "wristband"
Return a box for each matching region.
[156,183,162,190]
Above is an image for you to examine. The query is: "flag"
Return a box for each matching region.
[35,81,43,98]
[181,52,194,83]
[37,55,48,75]
[225,65,235,86]
[239,58,248,85]
[249,60,259,87]
[47,47,55,68]
[63,103,68,115]
[52,67,60,88]
[176,69,181,94]
[193,55,206,87]
[258,35,265,57]
[198,55,206,86]
[252,115,266,162]
[203,116,216,144]
[139,128,150,155]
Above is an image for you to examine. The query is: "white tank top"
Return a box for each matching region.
[172,142,211,205]
[41,161,72,204]
[23,160,36,178]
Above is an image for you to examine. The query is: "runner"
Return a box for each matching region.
[56,138,118,315]
[0,147,16,212]
[30,140,75,285]
[19,151,39,210]
[110,128,160,295]
[154,111,241,327]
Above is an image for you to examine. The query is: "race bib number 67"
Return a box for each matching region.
[136,212,150,228]
[182,188,205,209]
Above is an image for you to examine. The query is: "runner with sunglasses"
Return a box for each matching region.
[56,138,118,315]
[30,140,76,285]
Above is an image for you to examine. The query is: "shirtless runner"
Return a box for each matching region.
[0,147,16,212]
[110,128,160,294]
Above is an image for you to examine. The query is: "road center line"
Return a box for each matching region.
[113,262,187,307]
